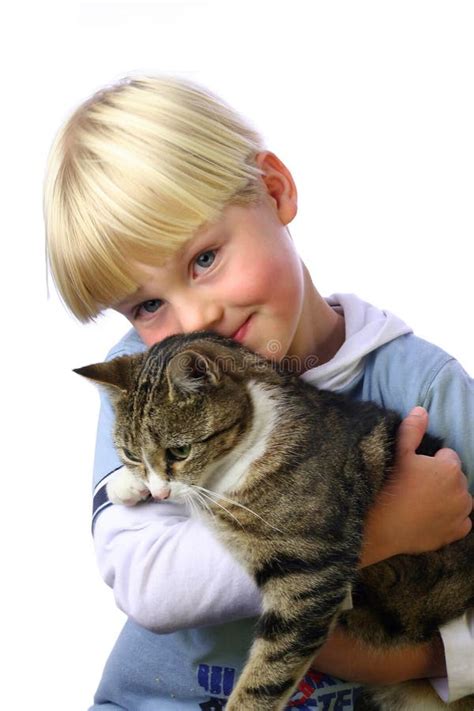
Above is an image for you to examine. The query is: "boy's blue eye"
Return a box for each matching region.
[196,250,216,269]
[141,299,163,313]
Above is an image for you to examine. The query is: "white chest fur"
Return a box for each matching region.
[206,380,280,496]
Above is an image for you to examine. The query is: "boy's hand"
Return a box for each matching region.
[361,406,473,567]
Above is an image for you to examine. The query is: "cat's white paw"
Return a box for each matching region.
[106,467,150,506]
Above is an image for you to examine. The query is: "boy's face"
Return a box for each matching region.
[114,196,308,362]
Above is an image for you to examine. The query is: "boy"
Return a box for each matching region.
[45,75,474,710]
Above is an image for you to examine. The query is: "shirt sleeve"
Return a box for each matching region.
[422,357,474,491]
[91,340,262,632]
[422,358,474,699]
[431,611,474,702]
[93,498,262,632]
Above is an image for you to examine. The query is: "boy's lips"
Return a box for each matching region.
[231,316,252,343]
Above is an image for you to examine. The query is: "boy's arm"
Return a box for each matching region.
[361,406,473,567]
[314,405,473,698]
[93,497,262,631]
[92,380,262,632]
[418,359,474,701]
[313,629,447,683]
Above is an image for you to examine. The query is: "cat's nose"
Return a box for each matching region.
[147,475,172,500]
[152,485,171,501]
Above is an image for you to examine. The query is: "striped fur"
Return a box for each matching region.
[77,332,474,711]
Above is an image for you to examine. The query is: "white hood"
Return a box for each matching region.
[302,293,412,392]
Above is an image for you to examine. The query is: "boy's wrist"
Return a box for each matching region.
[313,630,446,684]
[359,512,397,567]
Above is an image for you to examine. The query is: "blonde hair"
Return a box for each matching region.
[44,75,265,321]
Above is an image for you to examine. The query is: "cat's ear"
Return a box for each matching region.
[166,349,220,399]
[74,354,143,396]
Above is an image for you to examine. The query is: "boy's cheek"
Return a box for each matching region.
[133,322,174,347]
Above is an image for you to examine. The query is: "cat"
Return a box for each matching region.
[76,332,474,711]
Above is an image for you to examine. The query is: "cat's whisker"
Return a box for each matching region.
[191,489,215,518]
[182,489,202,518]
[184,487,214,520]
[185,486,218,521]
[194,488,243,528]
[194,485,285,534]
[192,486,245,529]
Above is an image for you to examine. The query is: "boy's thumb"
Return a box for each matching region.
[396,406,428,457]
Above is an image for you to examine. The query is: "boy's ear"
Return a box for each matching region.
[166,348,220,400]
[255,151,298,225]
[74,354,144,395]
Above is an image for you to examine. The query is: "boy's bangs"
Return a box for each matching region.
[47,160,210,321]
[49,200,189,323]
[60,245,140,323]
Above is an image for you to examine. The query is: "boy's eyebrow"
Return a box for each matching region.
[113,290,145,310]
[181,223,217,254]
[113,280,156,310]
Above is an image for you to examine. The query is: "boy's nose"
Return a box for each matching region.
[178,298,225,334]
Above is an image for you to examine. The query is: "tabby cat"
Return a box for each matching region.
[76,332,474,711]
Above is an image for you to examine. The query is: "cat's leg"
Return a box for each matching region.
[106,466,150,505]
[225,635,316,711]
[225,595,346,711]
[223,530,360,710]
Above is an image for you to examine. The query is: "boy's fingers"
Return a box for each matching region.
[433,447,462,466]
[396,406,429,456]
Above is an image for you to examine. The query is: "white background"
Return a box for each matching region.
[2,1,473,708]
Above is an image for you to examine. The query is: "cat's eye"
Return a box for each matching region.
[123,447,141,464]
[167,445,192,461]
